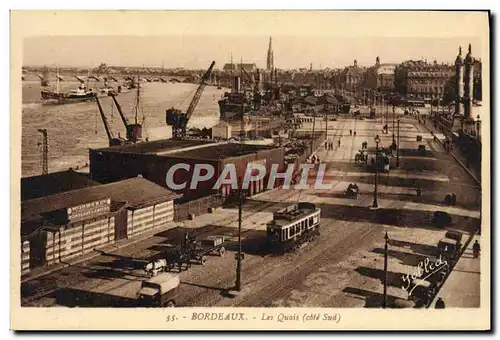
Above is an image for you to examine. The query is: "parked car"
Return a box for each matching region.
[432,211,452,227]
[437,237,461,260]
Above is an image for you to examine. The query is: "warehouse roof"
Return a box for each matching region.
[92,139,213,155]
[21,169,100,201]
[170,142,277,161]
[21,177,181,227]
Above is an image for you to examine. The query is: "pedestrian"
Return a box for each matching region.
[350,129,352,136]
[330,142,333,150]
[435,298,445,309]
[325,141,328,149]
[473,240,480,258]
[338,139,341,147]
[354,131,356,136]
[451,193,456,206]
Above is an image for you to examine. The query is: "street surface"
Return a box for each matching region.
[21,112,481,308]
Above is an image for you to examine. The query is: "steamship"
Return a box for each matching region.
[218,75,259,122]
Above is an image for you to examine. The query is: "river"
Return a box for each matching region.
[21,81,227,177]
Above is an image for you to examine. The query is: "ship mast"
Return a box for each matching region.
[135,75,140,125]
[56,65,60,94]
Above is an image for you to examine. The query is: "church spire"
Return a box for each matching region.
[267,36,274,71]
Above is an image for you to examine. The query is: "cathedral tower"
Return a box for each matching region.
[266,36,274,71]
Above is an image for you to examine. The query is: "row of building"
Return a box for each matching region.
[222,37,483,106]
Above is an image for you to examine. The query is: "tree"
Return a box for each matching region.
[441,76,456,105]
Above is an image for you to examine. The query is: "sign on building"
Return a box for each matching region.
[66,198,111,223]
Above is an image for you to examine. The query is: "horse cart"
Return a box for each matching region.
[188,235,227,265]
[143,235,227,277]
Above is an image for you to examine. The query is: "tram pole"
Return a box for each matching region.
[235,186,243,292]
[383,231,389,308]
[396,119,400,168]
[373,135,380,208]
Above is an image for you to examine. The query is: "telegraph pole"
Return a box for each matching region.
[37,129,48,175]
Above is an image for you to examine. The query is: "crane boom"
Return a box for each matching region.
[242,68,253,85]
[95,97,114,141]
[185,61,215,121]
[111,94,130,127]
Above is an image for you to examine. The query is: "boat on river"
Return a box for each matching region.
[40,67,97,104]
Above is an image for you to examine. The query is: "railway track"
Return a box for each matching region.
[233,190,402,307]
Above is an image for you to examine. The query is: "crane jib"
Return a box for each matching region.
[185,61,216,120]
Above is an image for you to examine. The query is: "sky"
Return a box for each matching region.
[18,11,488,70]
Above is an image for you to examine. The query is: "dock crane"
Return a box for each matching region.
[110,90,143,143]
[95,96,126,146]
[166,61,215,139]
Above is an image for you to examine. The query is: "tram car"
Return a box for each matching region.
[266,202,321,254]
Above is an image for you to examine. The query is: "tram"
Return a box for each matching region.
[266,202,321,254]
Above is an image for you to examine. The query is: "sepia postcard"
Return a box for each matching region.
[11,10,490,331]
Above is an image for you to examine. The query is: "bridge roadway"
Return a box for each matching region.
[21,113,481,308]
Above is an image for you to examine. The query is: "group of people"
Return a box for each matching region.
[324,139,342,151]
[443,139,454,153]
[310,154,320,164]
[349,129,357,136]
[361,141,368,149]
[444,193,457,206]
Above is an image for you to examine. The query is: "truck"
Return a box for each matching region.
[136,272,180,307]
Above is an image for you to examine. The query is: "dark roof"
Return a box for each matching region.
[169,143,277,161]
[92,139,212,154]
[21,177,180,225]
[303,95,317,105]
[21,169,100,201]
[318,95,339,105]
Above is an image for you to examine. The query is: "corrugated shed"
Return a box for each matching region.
[21,177,180,225]
[21,169,100,201]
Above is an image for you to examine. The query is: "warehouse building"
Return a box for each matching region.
[21,169,100,201]
[89,140,285,202]
[21,176,179,275]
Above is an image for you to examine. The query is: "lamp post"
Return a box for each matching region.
[396,119,400,168]
[476,114,481,140]
[392,103,396,143]
[235,185,245,292]
[373,134,381,208]
[383,231,389,308]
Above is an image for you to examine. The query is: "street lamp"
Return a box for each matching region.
[373,134,381,208]
[235,185,246,292]
[383,231,389,309]
[392,103,396,144]
[476,114,481,140]
[396,119,400,168]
